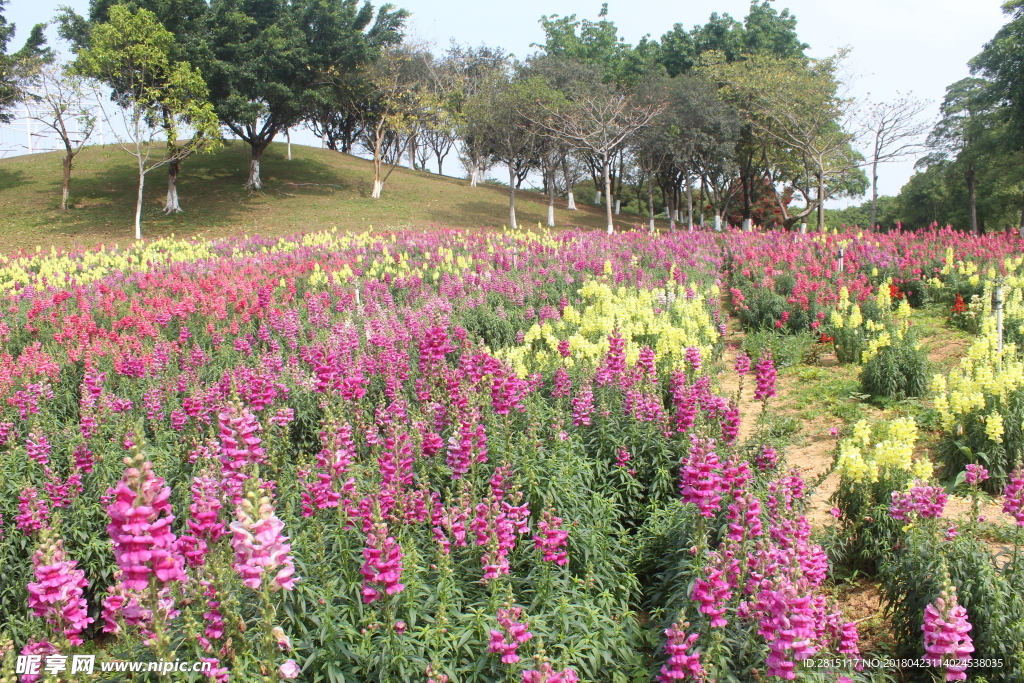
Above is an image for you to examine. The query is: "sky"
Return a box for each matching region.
[1,0,1013,205]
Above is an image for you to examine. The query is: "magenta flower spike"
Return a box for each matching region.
[922,589,973,681]
[27,532,94,645]
[229,487,297,592]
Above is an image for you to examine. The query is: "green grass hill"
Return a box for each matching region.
[0,141,657,254]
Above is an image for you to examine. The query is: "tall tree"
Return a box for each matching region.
[972,0,1024,146]
[60,0,213,212]
[462,68,543,229]
[857,93,930,228]
[447,43,508,186]
[920,78,995,234]
[525,63,665,234]
[705,52,863,230]
[23,62,97,211]
[77,5,220,239]
[205,0,406,190]
[0,0,50,122]
[358,42,432,198]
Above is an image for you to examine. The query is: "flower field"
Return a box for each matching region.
[1,226,1024,683]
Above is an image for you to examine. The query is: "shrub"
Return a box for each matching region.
[860,337,928,400]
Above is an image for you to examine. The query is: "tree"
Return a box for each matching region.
[446,43,509,187]
[920,78,994,234]
[77,5,220,239]
[59,0,213,212]
[205,0,406,190]
[24,62,97,211]
[857,94,930,228]
[658,0,807,77]
[524,62,665,234]
[972,0,1024,146]
[462,68,544,229]
[705,52,863,230]
[0,0,50,122]
[357,43,432,198]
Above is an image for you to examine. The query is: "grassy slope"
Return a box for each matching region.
[0,141,655,255]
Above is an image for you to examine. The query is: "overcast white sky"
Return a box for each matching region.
[3,0,1012,204]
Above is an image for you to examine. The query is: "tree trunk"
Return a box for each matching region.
[686,182,694,231]
[870,159,879,229]
[614,199,621,215]
[594,190,601,205]
[470,157,479,187]
[286,130,292,161]
[508,162,518,229]
[967,164,978,235]
[164,159,183,214]
[135,158,146,241]
[246,143,267,190]
[61,153,72,212]
[603,152,613,234]
[816,172,825,232]
[647,172,655,233]
[547,167,556,227]
[561,157,576,210]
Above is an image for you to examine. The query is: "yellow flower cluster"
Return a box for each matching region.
[837,417,931,483]
[931,316,1024,436]
[498,281,720,378]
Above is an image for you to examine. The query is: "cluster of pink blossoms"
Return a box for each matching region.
[521,661,579,683]
[658,623,705,682]
[360,520,404,603]
[218,401,268,502]
[229,489,296,592]
[27,533,94,645]
[753,352,777,402]
[1003,467,1024,526]
[889,482,948,522]
[16,486,50,533]
[922,589,973,681]
[532,508,569,566]
[679,438,723,518]
[964,464,988,485]
[488,607,533,663]
[106,453,187,591]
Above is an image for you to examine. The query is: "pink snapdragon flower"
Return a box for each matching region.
[679,438,723,518]
[753,352,777,402]
[922,589,973,681]
[533,508,569,566]
[521,661,579,683]
[488,606,533,663]
[360,520,404,603]
[658,622,705,682]
[16,486,50,534]
[1003,467,1024,526]
[106,453,187,591]
[889,482,947,522]
[27,533,94,645]
[964,464,988,485]
[229,489,297,592]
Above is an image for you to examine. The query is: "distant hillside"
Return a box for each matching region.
[0,141,654,254]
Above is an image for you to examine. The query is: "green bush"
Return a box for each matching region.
[860,337,928,400]
[741,329,815,368]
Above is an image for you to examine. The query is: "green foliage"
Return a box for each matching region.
[860,337,929,400]
[741,328,814,368]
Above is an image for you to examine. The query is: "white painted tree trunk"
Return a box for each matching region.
[547,205,555,227]
[165,162,182,214]
[470,162,480,187]
[713,213,722,232]
[594,190,601,205]
[742,218,752,232]
[286,130,292,161]
[372,178,383,199]
[566,191,576,210]
[686,184,694,231]
[135,160,145,240]
[246,154,263,190]
[800,222,807,234]
[614,199,620,215]
[649,218,655,233]
[508,164,517,229]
